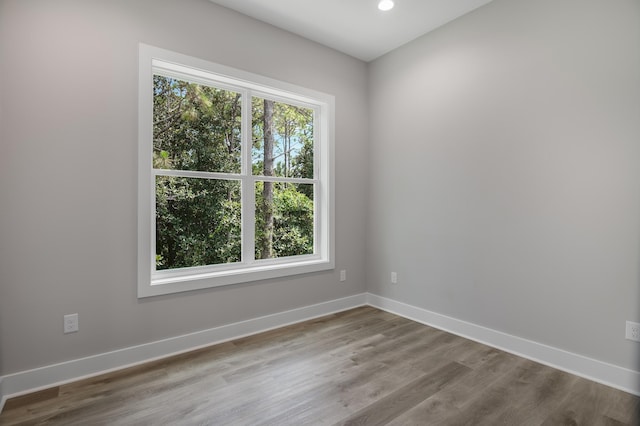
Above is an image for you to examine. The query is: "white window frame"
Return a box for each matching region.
[138,44,334,298]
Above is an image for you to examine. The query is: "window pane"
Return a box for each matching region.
[252,97,314,179]
[156,176,241,270]
[255,182,314,259]
[153,75,241,173]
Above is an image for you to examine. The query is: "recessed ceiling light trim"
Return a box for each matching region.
[378,0,394,11]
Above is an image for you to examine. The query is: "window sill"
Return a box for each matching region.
[139,258,334,298]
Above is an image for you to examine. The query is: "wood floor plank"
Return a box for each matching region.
[1,387,60,412]
[428,359,574,426]
[335,361,472,426]
[1,307,637,426]
[385,350,527,425]
[541,378,640,426]
[251,319,473,425]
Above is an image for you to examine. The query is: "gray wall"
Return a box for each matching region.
[0,0,368,375]
[367,0,640,371]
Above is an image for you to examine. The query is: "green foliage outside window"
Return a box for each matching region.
[153,75,315,270]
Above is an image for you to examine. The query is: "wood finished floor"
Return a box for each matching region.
[1,307,638,426]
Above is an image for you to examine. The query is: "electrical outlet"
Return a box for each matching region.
[391,272,398,284]
[340,270,346,282]
[626,321,640,342]
[64,313,79,334]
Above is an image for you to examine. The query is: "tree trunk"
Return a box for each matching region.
[260,99,275,259]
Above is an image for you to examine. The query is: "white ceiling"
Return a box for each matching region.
[208,0,494,62]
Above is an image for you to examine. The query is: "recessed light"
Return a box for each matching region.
[378,0,394,11]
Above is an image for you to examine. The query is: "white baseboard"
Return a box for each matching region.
[0,293,367,412]
[366,293,640,396]
[2,291,638,414]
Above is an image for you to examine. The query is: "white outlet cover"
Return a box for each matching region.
[625,321,640,342]
[64,313,79,334]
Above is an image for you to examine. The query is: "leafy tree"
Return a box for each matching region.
[153,75,315,270]
[259,99,275,259]
[252,98,315,259]
[153,76,241,269]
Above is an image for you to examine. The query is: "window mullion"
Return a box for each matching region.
[241,89,255,264]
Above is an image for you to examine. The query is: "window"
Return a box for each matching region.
[138,45,334,297]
